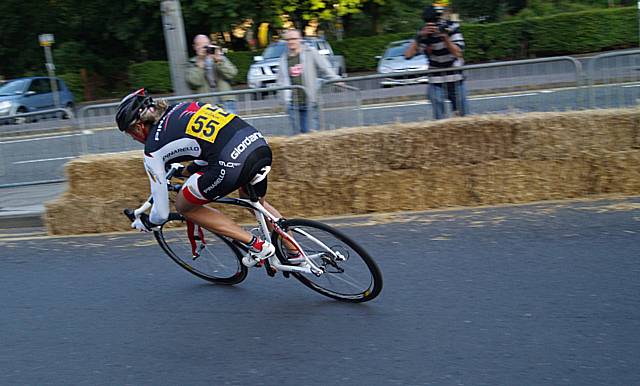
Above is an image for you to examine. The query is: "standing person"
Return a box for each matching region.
[405,4,468,120]
[276,29,341,134]
[115,88,303,267]
[186,34,238,114]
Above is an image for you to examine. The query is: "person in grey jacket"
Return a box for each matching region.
[276,29,340,134]
[186,34,238,113]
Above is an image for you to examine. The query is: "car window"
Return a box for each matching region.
[0,79,27,95]
[262,42,286,59]
[57,79,65,91]
[384,44,410,58]
[29,79,52,94]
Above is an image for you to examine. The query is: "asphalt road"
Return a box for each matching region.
[1,196,639,385]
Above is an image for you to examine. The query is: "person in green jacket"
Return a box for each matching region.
[186,34,238,113]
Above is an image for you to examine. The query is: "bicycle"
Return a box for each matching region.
[124,165,383,302]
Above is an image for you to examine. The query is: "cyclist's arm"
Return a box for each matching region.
[144,155,170,225]
[185,159,208,176]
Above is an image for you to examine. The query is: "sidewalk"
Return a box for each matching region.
[0,182,67,228]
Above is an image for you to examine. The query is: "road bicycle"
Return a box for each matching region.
[124,165,383,302]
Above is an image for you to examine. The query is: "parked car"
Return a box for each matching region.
[0,76,75,123]
[247,37,346,90]
[376,40,429,87]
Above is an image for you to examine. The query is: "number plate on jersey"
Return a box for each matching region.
[185,104,235,143]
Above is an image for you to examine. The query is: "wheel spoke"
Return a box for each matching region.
[157,219,247,285]
[274,219,383,302]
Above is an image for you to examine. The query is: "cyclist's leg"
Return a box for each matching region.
[175,182,253,244]
[176,147,276,259]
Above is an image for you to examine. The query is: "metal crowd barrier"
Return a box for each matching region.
[587,49,640,109]
[318,56,584,129]
[76,85,308,136]
[0,107,74,133]
[2,52,640,188]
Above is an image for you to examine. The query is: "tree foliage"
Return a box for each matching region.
[0,0,632,99]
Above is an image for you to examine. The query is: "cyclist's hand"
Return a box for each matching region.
[131,213,157,232]
[169,163,186,178]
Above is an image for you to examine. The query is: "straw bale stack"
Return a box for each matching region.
[45,107,639,235]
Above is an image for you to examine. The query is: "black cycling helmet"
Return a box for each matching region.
[115,88,154,132]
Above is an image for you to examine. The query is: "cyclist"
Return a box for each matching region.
[115,88,279,266]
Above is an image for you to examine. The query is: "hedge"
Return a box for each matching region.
[225,51,257,84]
[526,7,639,56]
[59,72,85,103]
[125,7,637,87]
[331,6,638,71]
[128,61,172,93]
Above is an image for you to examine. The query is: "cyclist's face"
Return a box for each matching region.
[127,123,148,144]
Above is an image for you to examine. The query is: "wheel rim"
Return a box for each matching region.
[277,221,381,301]
[158,220,246,283]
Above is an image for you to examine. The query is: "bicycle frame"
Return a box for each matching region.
[129,165,329,277]
[213,196,325,276]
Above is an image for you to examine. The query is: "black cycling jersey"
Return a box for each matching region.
[143,101,271,224]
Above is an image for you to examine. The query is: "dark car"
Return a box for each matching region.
[0,76,75,123]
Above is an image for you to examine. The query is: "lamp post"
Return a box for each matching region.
[38,34,60,107]
[160,0,190,95]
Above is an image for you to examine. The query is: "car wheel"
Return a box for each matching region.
[14,107,29,124]
[63,102,74,119]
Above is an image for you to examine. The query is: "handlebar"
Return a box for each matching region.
[123,163,183,223]
[123,208,136,221]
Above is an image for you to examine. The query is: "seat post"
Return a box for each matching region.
[245,184,259,202]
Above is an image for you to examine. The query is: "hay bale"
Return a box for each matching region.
[590,150,640,194]
[44,107,640,235]
[514,108,640,159]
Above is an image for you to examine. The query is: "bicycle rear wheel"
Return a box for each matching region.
[272,219,383,302]
[155,213,248,285]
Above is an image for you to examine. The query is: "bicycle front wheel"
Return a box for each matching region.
[272,219,383,302]
[155,213,248,285]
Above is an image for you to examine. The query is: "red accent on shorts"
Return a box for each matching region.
[182,185,210,205]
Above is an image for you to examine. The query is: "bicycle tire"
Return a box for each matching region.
[272,219,383,302]
[155,213,248,285]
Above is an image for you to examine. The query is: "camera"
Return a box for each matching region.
[206,44,220,54]
[422,5,449,34]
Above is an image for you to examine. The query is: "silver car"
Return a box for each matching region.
[247,38,346,89]
[376,40,429,87]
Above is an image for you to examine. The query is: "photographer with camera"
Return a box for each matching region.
[186,34,238,113]
[405,3,468,120]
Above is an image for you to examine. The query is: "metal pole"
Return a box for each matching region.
[43,44,60,107]
[161,0,190,96]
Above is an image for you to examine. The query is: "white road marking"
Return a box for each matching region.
[0,132,85,145]
[13,156,77,164]
[472,93,539,101]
